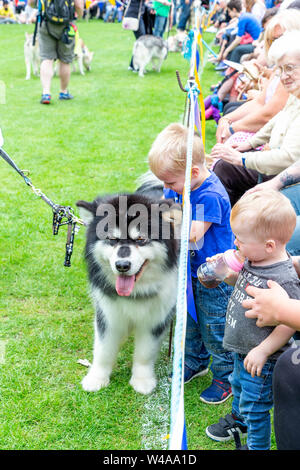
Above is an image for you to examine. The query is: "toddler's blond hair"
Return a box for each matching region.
[148,123,205,176]
[230,190,296,244]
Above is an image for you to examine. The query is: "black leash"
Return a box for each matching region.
[0,147,85,267]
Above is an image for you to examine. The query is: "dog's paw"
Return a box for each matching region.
[81,371,110,392]
[129,375,157,395]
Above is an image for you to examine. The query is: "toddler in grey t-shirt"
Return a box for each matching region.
[206,190,300,450]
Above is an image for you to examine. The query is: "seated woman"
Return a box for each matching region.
[215,8,300,145]
[212,30,300,207]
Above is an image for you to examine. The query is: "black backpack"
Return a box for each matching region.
[40,0,75,25]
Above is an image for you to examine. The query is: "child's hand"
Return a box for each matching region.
[244,346,268,377]
[205,253,238,286]
[205,253,223,263]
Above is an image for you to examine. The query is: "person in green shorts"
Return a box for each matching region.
[29,0,84,104]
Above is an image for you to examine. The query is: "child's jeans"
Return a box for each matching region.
[230,353,276,450]
[185,278,233,385]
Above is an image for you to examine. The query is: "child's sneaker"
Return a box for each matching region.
[184,365,209,384]
[206,413,247,443]
[40,93,51,104]
[59,91,74,100]
[200,379,232,404]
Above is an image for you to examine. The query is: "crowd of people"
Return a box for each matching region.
[147,0,300,451]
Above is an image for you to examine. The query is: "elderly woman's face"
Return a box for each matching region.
[278,54,300,98]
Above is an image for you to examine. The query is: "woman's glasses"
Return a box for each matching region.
[278,64,300,77]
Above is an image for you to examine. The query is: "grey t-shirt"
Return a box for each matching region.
[223,255,300,359]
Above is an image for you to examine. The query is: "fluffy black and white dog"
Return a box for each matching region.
[76,179,181,394]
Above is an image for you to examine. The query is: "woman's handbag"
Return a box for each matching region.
[122,0,143,31]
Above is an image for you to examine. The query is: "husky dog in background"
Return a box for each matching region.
[132,35,168,78]
[77,180,181,395]
[24,32,40,80]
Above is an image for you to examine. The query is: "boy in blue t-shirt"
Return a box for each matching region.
[219,0,262,64]
[148,123,234,404]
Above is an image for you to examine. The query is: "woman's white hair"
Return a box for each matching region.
[268,30,300,65]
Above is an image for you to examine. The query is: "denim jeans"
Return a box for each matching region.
[104,5,117,21]
[153,15,167,37]
[185,278,234,384]
[230,353,275,450]
[281,183,300,256]
[177,0,192,30]
[228,44,254,64]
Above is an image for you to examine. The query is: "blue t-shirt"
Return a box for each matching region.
[237,13,262,40]
[164,172,235,277]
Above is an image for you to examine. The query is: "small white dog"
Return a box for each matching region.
[132,35,168,78]
[53,38,94,76]
[24,32,40,80]
[73,38,94,75]
[167,31,187,53]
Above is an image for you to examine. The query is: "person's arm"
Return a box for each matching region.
[245,160,300,195]
[243,280,300,330]
[293,256,300,278]
[232,80,288,134]
[216,77,288,143]
[222,35,242,59]
[189,220,212,243]
[244,324,295,377]
[74,0,84,18]
[244,116,300,175]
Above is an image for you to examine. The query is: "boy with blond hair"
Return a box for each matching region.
[148,123,235,404]
[206,190,300,450]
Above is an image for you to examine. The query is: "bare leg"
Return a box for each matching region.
[59,61,71,94]
[40,59,53,94]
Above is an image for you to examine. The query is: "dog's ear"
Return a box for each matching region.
[76,200,97,225]
[160,200,182,226]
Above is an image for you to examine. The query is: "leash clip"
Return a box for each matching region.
[52,210,64,235]
[64,221,77,267]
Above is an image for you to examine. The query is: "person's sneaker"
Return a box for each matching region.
[200,379,232,404]
[59,91,74,100]
[40,93,51,104]
[215,61,227,71]
[206,413,248,443]
[184,365,209,384]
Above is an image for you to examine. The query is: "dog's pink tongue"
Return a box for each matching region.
[116,275,135,296]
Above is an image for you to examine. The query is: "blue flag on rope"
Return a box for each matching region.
[187,254,197,323]
[182,420,188,450]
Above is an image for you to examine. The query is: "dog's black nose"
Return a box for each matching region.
[115,260,131,273]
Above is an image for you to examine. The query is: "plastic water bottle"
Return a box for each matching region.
[197,249,245,289]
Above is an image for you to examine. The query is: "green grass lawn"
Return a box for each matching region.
[0,21,276,450]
